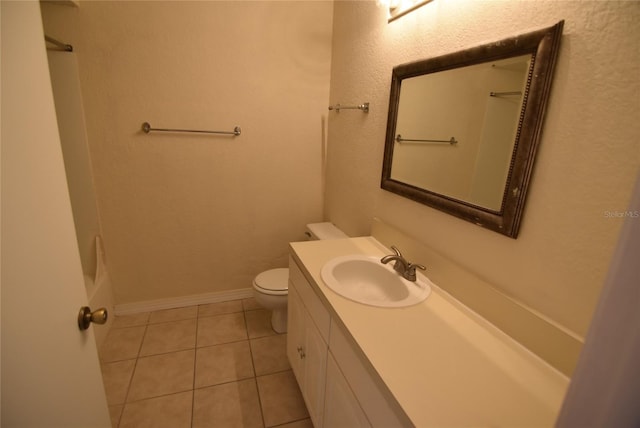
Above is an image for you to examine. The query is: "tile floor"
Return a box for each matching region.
[99,298,312,428]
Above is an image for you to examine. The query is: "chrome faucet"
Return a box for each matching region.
[380,246,426,282]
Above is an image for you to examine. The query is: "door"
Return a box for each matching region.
[1,2,111,426]
[287,285,306,381]
[287,280,328,427]
[302,311,328,428]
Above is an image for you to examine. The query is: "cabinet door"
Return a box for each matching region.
[303,311,328,427]
[287,285,305,381]
[324,353,371,428]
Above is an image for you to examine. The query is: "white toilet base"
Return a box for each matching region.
[252,287,288,334]
[271,309,288,333]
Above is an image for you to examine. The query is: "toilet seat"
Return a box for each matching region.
[253,268,289,296]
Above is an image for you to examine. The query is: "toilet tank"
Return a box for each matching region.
[305,222,348,240]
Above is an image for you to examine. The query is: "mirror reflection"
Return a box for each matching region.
[391,54,531,211]
[381,21,564,238]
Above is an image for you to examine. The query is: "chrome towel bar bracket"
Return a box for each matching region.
[395,135,458,145]
[328,102,369,113]
[489,91,522,97]
[45,35,73,52]
[141,122,241,136]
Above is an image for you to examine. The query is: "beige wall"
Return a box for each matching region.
[41,1,334,304]
[326,0,640,339]
[39,0,639,337]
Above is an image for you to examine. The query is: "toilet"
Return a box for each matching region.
[252,222,348,333]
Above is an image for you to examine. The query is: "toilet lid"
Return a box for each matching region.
[254,268,289,294]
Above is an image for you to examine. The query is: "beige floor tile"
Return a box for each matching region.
[101,359,136,405]
[100,326,146,362]
[197,312,247,347]
[195,341,255,388]
[250,334,290,376]
[277,419,314,428]
[257,370,309,427]
[245,309,276,338]
[149,306,198,324]
[112,312,150,328]
[242,297,262,311]
[119,391,192,428]
[98,302,311,426]
[139,319,196,357]
[108,404,123,428]
[198,300,243,317]
[128,350,195,402]
[192,379,264,428]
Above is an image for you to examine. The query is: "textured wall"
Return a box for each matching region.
[41,1,334,304]
[326,0,640,338]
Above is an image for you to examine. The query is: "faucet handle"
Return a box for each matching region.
[409,263,426,272]
[405,263,426,281]
[390,245,403,257]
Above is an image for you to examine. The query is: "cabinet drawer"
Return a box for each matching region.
[289,256,330,342]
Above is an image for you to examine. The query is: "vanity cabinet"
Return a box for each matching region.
[324,352,371,427]
[287,284,327,427]
[288,236,570,427]
[288,256,408,428]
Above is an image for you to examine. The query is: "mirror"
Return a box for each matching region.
[381,21,564,238]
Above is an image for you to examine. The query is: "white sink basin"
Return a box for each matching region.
[320,255,432,308]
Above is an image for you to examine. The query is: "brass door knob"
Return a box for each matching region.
[78,306,108,330]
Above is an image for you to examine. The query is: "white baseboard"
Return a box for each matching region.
[114,288,254,315]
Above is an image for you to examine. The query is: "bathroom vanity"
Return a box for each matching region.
[287,236,568,427]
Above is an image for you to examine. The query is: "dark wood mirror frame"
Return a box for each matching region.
[381,21,564,238]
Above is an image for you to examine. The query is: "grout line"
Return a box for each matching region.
[123,388,195,405]
[192,373,258,392]
[243,308,267,428]
[254,377,268,428]
[191,304,200,428]
[117,322,148,428]
[105,299,298,427]
[270,416,312,427]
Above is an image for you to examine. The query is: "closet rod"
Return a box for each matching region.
[395,135,458,145]
[141,122,241,136]
[45,35,73,52]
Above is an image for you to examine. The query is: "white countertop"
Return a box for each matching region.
[290,237,569,427]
